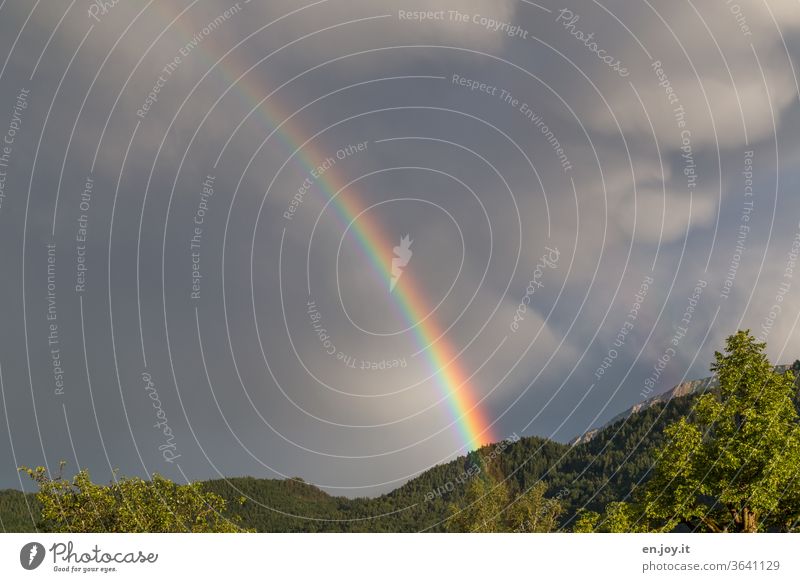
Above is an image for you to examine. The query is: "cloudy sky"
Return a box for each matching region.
[1,0,800,499]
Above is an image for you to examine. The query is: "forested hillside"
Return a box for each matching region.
[0,382,703,532]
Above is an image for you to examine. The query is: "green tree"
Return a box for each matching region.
[21,463,249,532]
[571,502,650,532]
[506,482,563,532]
[446,470,562,532]
[640,331,800,532]
[445,472,507,533]
[571,509,601,533]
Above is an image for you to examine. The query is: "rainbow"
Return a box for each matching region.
[162,3,495,451]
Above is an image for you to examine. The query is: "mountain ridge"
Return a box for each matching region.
[570,364,795,445]
[3,364,797,532]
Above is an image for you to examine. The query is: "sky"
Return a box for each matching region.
[1,0,800,498]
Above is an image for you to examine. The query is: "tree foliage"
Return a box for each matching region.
[587,331,800,532]
[445,474,508,533]
[572,501,652,532]
[446,468,562,533]
[20,463,248,533]
[642,331,800,532]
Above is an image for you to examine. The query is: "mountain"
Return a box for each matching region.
[3,365,797,532]
[570,364,796,446]
[0,488,36,532]
[569,375,719,446]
